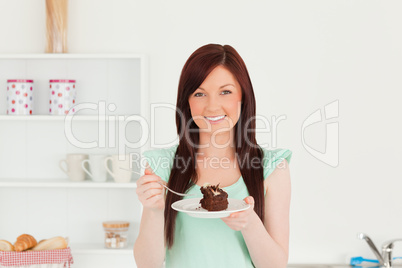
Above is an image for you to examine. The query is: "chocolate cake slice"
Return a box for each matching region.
[200,183,228,211]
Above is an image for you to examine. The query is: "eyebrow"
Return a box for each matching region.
[198,84,235,91]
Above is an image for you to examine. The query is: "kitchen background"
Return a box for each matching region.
[1,0,402,267]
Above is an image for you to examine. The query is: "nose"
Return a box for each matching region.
[206,94,222,111]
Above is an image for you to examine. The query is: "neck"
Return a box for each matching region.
[196,129,236,159]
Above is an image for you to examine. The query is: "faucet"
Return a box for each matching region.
[357,233,402,268]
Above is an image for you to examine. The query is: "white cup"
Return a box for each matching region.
[104,155,132,183]
[59,154,89,181]
[81,154,108,182]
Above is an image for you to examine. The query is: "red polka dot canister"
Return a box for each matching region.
[49,79,76,115]
[6,79,34,115]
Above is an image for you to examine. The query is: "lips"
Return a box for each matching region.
[204,115,226,122]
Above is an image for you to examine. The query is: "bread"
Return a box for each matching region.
[14,234,37,251]
[32,236,68,251]
[0,240,14,251]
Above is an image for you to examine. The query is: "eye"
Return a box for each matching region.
[221,90,232,95]
[194,92,205,97]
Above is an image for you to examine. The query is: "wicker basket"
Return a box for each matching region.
[0,248,73,268]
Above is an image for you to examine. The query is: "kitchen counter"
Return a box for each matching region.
[287,263,350,268]
[288,265,350,268]
[288,265,402,268]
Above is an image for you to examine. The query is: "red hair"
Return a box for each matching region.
[165,44,265,248]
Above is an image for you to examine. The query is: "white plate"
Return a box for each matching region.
[171,198,250,218]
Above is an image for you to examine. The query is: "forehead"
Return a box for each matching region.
[199,66,239,89]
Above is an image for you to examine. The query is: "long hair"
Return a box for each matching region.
[165,44,265,248]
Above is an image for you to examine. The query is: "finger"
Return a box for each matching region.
[139,190,162,204]
[136,182,164,196]
[136,181,158,196]
[143,188,164,200]
[229,211,245,218]
[221,217,236,224]
[137,175,162,186]
[140,187,163,200]
[144,167,155,175]
[221,218,247,231]
[244,196,254,204]
[145,192,163,202]
[220,217,230,224]
[244,196,255,210]
[229,213,238,218]
[143,194,163,207]
[230,207,254,218]
[139,181,163,194]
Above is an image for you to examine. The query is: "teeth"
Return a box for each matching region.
[205,115,225,121]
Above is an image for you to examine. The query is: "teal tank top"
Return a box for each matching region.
[142,144,292,268]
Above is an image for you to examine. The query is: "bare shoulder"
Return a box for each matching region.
[263,159,291,192]
[263,159,291,258]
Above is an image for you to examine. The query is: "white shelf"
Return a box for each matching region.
[70,243,134,255]
[0,53,149,118]
[0,115,142,121]
[0,53,145,60]
[0,54,148,268]
[0,178,137,188]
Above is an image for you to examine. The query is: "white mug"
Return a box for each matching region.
[59,154,88,181]
[104,155,132,183]
[81,154,108,182]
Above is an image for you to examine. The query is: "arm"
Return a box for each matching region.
[222,159,291,268]
[133,164,166,268]
[243,158,291,267]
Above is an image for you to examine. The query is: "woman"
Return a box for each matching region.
[134,44,292,268]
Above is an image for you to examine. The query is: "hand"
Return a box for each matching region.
[221,196,257,231]
[136,168,166,212]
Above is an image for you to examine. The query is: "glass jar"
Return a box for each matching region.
[102,221,129,249]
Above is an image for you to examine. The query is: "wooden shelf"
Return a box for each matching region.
[0,178,137,188]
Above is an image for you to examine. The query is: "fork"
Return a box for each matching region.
[119,167,197,197]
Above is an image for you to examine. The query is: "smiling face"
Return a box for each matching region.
[188,65,242,134]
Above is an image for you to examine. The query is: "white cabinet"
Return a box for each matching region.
[0,54,148,268]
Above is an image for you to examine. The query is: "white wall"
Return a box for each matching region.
[1,0,402,264]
